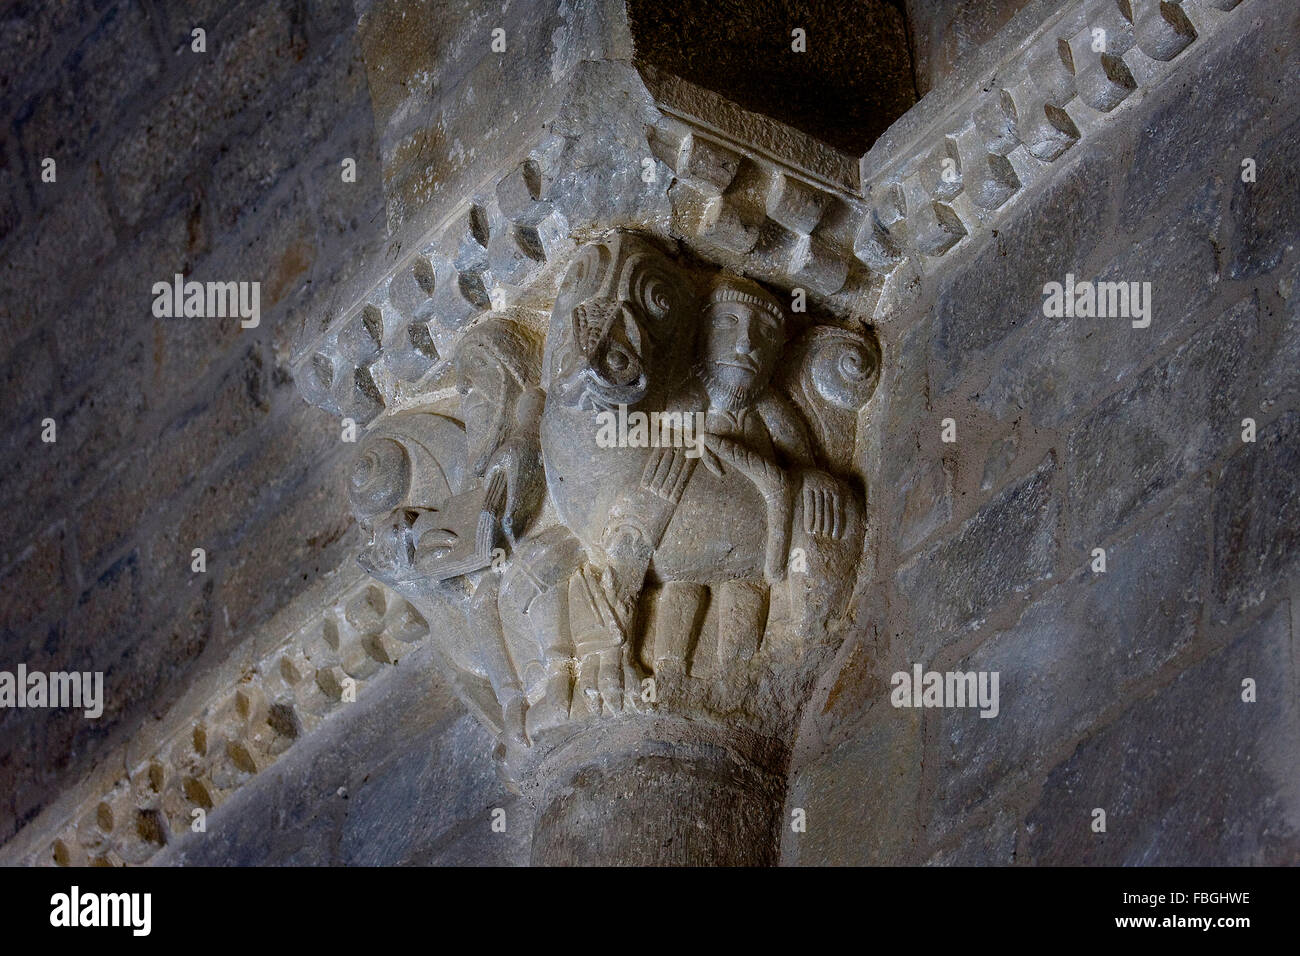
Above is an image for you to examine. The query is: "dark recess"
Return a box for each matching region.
[627,0,918,155]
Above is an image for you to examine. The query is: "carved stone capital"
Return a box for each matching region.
[342,229,880,794]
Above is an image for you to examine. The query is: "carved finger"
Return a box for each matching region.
[643,446,674,491]
[669,455,695,501]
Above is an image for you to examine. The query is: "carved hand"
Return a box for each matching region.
[800,470,847,540]
[699,432,790,501]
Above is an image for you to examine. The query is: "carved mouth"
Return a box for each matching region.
[717,358,759,373]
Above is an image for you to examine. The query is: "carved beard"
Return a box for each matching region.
[697,362,763,413]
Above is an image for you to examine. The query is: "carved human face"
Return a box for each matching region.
[701,299,784,394]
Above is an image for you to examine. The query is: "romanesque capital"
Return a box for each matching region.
[345,231,880,790]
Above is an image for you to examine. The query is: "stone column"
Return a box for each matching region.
[527,719,787,866]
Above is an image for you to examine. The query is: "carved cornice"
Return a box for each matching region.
[2,575,431,866]
[293,0,1248,432]
[852,0,1246,313]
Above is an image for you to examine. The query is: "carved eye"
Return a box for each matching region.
[713,311,739,328]
[560,243,609,306]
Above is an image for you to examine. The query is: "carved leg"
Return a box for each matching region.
[468,575,527,746]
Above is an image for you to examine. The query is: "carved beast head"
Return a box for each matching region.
[543,232,695,410]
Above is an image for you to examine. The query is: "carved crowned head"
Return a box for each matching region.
[699,273,788,408]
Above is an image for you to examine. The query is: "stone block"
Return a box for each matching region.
[927,490,1208,837]
[0,0,102,103]
[0,522,72,646]
[932,149,1115,393]
[926,809,1018,866]
[979,180,1223,427]
[75,346,271,574]
[53,199,202,392]
[340,713,509,865]
[1067,296,1260,545]
[1213,411,1300,622]
[220,451,359,636]
[0,330,58,437]
[208,37,369,233]
[66,552,140,671]
[107,2,307,226]
[17,3,161,177]
[0,153,23,246]
[0,168,117,349]
[782,710,922,865]
[176,402,341,555]
[895,454,1058,659]
[897,455,952,553]
[1261,257,1300,404]
[1023,602,1300,865]
[1123,8,1299,229]
[1228,113,1300,280]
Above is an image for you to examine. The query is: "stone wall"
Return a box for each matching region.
[0,0,383,846]
[786,0,1300,864]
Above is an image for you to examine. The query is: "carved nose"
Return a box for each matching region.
[573,299,621,358]
[573,299,642,388]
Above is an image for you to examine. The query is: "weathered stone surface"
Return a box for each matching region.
[979,180,1224,428]
[16,2,161,174]
[1123,4,1300,230]
[106,1,310,226]
[0,0,388,857]
[932,149,1116,394]
[1262,257,1300,403]
[782,709,922,865]
[896,454,1058,657]
[4,0,1297,871]
[0,167,116,342]
[73,345,272,576]
[926,809,1018,866]
[928,490,1208,837]
[897,456,953,553]
[0,0,104,104]
[0,522,71,644]
[222,451,360,636]
[1023,602,1300,865]
[1067,296,1260,547]
[1229,113,1300,280]
[339,711,511,865]
[979,433,1019,492]
[905,0,1036,96]
[157,643,514,866]
[1213,411,1300,622]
